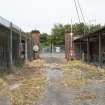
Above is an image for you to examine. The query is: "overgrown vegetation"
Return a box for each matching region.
[62,60,105,103]
[63,60,105,88]
[0,60,47,105]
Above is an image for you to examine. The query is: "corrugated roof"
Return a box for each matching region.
[0,16,21,32]
[74,26,105,41]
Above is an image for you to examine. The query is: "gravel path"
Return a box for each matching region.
[36,53,72,105]
[36,53,105,105]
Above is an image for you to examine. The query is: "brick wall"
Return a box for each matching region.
[31,30,40,46]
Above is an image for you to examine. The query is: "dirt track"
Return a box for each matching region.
[36,53,105,105]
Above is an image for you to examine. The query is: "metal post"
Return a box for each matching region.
[10,23,13,68]
[87,38,90,63]
[99,32,102,66]
[79,39,82,60]
[50,36,53,53]
[19,29,22,57]
[31,35,33,60]
[65,33,67,59]
[25,37,28,61]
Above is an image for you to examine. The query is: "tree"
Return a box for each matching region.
[51,24,65,45]
[40,33,49,47]
[51,23,102,45]
[88,24,102,32]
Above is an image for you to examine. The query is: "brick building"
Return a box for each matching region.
[31,30,40,59]
[65,31,75,61]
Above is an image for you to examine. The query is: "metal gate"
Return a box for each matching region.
[0,36,9,69]
[12,32,20,66]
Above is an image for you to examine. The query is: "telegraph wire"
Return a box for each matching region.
[73,0,87,35]
[73,0,81,23]
[76,0,86,24]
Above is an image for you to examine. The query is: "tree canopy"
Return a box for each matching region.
[40,23,102,46]
[51,23,102,45]
[40,33,51,47]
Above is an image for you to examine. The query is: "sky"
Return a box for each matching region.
[0,0,105,34]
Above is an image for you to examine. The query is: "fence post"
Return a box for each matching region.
[25,37,28,61]
[79,39,82,60]
[9,23,13,68]
[87,37,90,63]
[19,29,22,58]
[99,32,102,67]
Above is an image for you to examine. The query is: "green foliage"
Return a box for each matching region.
[88,24,102,32]
[73,23,89,35]
[51,24,65,45]
[51,23,102,45]
[40,33,50,47]
[40,23,102,47]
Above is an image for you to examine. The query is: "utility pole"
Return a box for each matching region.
[70,19,73,49]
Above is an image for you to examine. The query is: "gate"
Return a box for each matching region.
[0,35,9,69]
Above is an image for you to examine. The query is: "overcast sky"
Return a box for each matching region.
[0,0,105,33]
